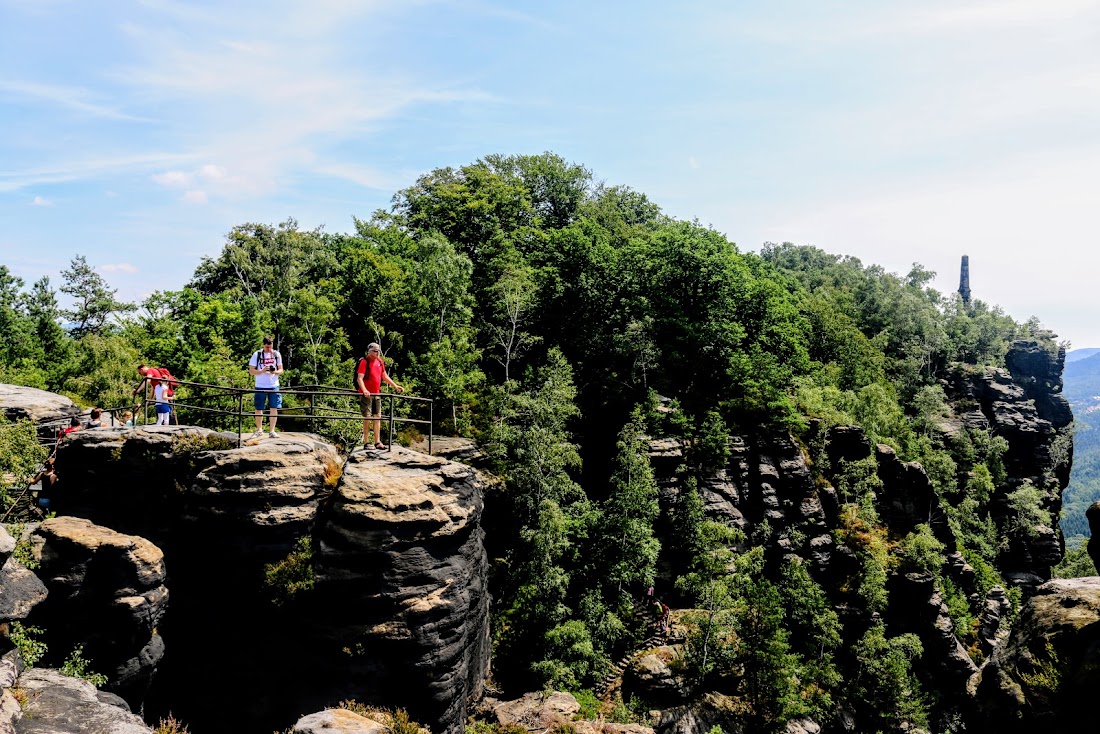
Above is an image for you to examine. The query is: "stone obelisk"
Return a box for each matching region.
[959,255,972,306]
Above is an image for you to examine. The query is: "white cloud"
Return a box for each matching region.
[182,190,207,204]
[100,263,138,274]
[31,195,52,206]
[152,170,191,187]
[688,156,700,170]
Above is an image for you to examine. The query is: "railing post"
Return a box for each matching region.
[429,400,433,456]
[237,390,244,448]
[388,393,394,451]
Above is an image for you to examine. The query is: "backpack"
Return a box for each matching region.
[148,367,179,397]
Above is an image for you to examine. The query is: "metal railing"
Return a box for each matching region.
[131,377,433,451]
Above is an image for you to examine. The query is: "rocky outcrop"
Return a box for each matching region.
[313,445,491,734]
[0,527,48,625]
[12,667,152,733]
[27,517,167,708]
[887,572,977,695]
[292,709,388,734]
[623,645,687,706]
[482,690,655,734]
[656,692,742,734]
[0,384,79,426]
[971,577,1100,732]
[945,341,1074,584]
[53,426,339,556]
[45,425,492,734]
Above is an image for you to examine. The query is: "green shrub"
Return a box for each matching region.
[61,644,108,687]
[9,622,47,667]
[263,536,315,605]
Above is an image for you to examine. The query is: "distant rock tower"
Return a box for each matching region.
[959,255,972,306]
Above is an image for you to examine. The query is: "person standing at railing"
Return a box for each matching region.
[355,342,403,450]
[248,336,284,438]
[154,381,174,425]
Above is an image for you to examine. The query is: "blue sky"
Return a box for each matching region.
[3,0,1099,347]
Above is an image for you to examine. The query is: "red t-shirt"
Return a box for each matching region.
[356,357,386,394]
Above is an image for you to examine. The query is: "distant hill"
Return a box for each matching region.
[1067,347,1100,363]
[1060,351,1100,541]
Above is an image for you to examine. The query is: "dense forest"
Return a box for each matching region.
[0,152,1070,732]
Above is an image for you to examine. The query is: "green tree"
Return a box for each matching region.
[593,410,660,594]
[60,255,135,337]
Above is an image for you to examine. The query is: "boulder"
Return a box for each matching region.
[486,691,581,730]
[12,667,152,733]
[0,557,48,623]
[313,445,491,734]
[483,690,653,734]
[656,692,743,734]
[0,384,79,425]
[623,646,687,705]
[292,709,388,734]
[28,517,167,709]
[972,577,1100,731]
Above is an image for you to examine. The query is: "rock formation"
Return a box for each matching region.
[313,445,491,734]
[0,527,47,626]
[12,667,152,733]
[0,384,79,426]
[44,425,491,734]
[26,517,167,708]
[945,341,1074,584]
[972,577,1100,732]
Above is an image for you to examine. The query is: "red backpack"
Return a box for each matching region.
[147,367,179,397]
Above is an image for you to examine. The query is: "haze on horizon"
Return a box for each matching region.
[2,0,1098,348]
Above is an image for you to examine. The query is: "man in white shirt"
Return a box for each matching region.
[248,336,284,438]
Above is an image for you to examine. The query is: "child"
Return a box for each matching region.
[154,381,174,425]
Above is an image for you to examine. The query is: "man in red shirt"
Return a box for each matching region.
[355,342,403,449]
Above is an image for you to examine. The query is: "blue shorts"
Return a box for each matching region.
[155,404,172,414]
[254,389,283,411]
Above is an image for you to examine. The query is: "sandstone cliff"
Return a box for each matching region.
[47,425,490,734]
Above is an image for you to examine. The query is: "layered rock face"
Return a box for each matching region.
[26,517,167,708]
[47,425,491,734]
[0,526,47,626]
[12,668,152,734]
[972,577,1100,732]
[0,384,79,425]
[0,517,161,734]
[313,445,491,734]
[53,425,338,557]
[945,340,1074,584]
[644,341,1074,724]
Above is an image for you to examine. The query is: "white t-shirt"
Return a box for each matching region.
[154,383,170,404]
[250,349,283,389]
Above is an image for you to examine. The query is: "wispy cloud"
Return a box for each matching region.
[100,262,138,274]
[31,195,52,206]
[182,190,207,204]
[0,153,193,192]
[0,79,150,121]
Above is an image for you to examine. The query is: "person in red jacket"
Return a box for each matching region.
[355,342,403,449]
